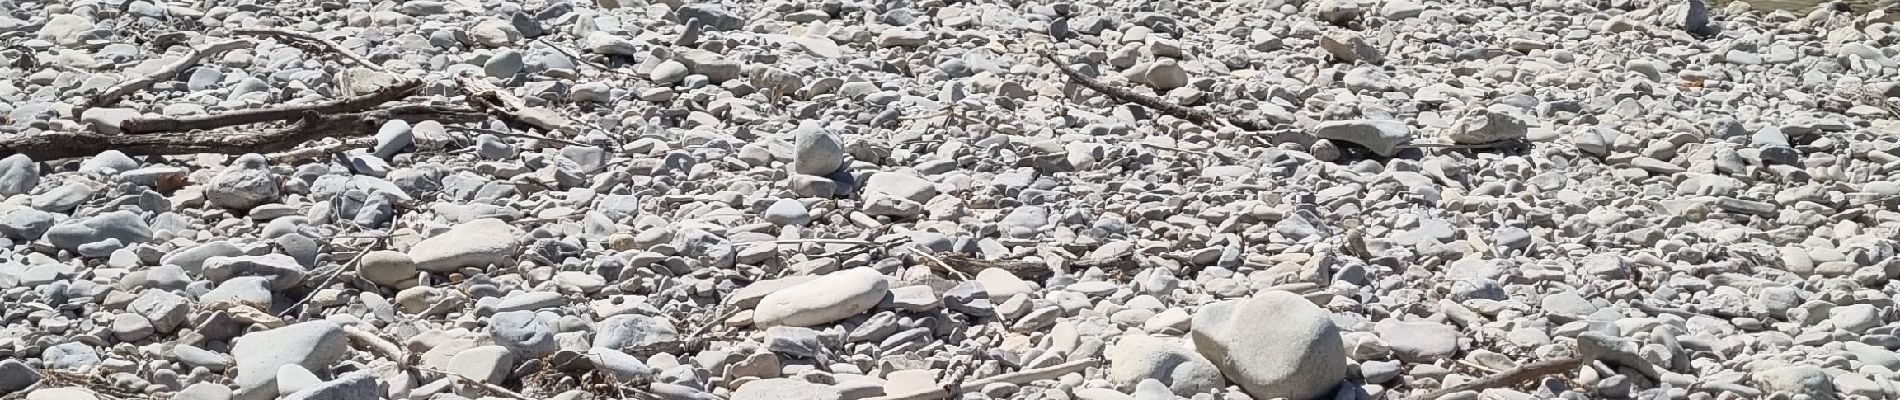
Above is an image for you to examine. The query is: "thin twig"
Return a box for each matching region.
[233,28,386,72]
[1405,356,1586,400]
[119,78,424,134]
[76,40,256,115]
[414,366,532,399]
[1039,50,1272,132]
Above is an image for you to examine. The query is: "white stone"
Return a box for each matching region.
[753,267,890,327]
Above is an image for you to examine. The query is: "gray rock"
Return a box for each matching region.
[587,347,652,383]
[205,154,280,211]
[1751,365,1832,399]
[675,4,743,31]
[0,153,39,197]
[792,122,845,176]
[44,210,151,252]
[1446,106,1530,144]
[0,359,41,394]
[1373,320,1458,362]
[201,254,306,289]
[491,310,559,359]
[129,289,190,332]
[231,321,348,399]
[1107,334,1224,396]
[594,314,680,350]
[1314,120,1411,156]
[1319,32,1382,64]
[0,207,56,240]
[764,199,811,226]
[373,120,413,159]
[730,379,841,400]
[1191,291,1345,400]
[448,346,515,384]
[485,49,525,78]
[753,267,890,327]
[43,342,101,370]
[409,218,522,272]
[357,250,417,288]
[282,371,377,400]
[862,173,937,203]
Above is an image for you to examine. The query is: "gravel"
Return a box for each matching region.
[4,0,1900,398]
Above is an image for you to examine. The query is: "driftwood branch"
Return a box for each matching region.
[233,28,386,73]
[454,73,583,135]
[1039,51,1272,132]
[0,105,483,159]
[1405,356,1586,400]
[76,39,256,115]
[119,78,424,134]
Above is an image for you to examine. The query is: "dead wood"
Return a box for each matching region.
[118,78,424,134]
[0,105,483,160]
[1039,50,1273,132]
[454,73,583,136]
[76,39,256,116]
[1405,356,1586,400]
[233,28,387,73]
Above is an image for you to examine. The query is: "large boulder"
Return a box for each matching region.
[1106,334,1224,396]
[231,321,348,400]
[1190,291,1346,400]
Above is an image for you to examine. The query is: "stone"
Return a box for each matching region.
[357,250,417,288]
[753,267,890,327]
[1107,334,1224,396]
[586,347,652,383]
[373,120,413,159]
[0,207,56,240]
[675,4,743,31]
[1191,291,1346,400]
[206,154,280,211]
[42,343,100,370]
[1314,120,1411,156]
[0,154,41,197]
[201,254,307,289]
[792,122,845,176]
[863,173,938,203]
[231,321,348,399]
[1319,32,1382,64]
[485,49,525,78]
[976,268,1035,300]
[1446,106,1530,144]
[764,198,811,226]
[491,310,559,359]
[593,314,680,350]
[282,371,377,400]
[449,346,515,384]
[731,378,842,400]
[1373,320,1458,362]
[44,211,151,252]
[1144,59,1189,90]
[0,359,41,394]
[1751,365,1832,399]
[26,388,98,400]
[408,218,523,272]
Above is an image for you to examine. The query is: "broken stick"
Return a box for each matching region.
[1039,51,1273,132]
[453,73,584,136]
[1404,356,1585,400]
[76,39,256,116]
[119,78,424,134]
[233,28,387,73]
[0,105,483,160]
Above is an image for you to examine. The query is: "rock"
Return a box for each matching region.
[764,199,811,226]
[491,310,558,359]
[0,207,56,240]
[678,50,742,83]
[1107,334,1224,396]
[1751,365,1832,399]
[1144,59,1189,90]
[81,108,140,134]
[1445,106,1530,144]
[675,4,743,31]
[593,314,680,350]
[282,371,377,400]
[651,60,690,84]
[201,254,307,289]
[357,250,417,288]
[862,173,937,203]
[448,346,515,384]
[731,379,842,400]
[0,154,40,196]
[1319,32,1382,64]
[485,49,525,78]
[586,32,639,55]
[26,388,98,400]
[1373,320,1458,362]
[231,321,348,399]
[44,211,151,252]
[408,218,522,272]
[1191,291,1346,400]
[1314,120,1411,156]
[792,122,845,176]
[753,267,890,327]
[205,154,280,211]
[586,347,652,383]
[0,359,41,395]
